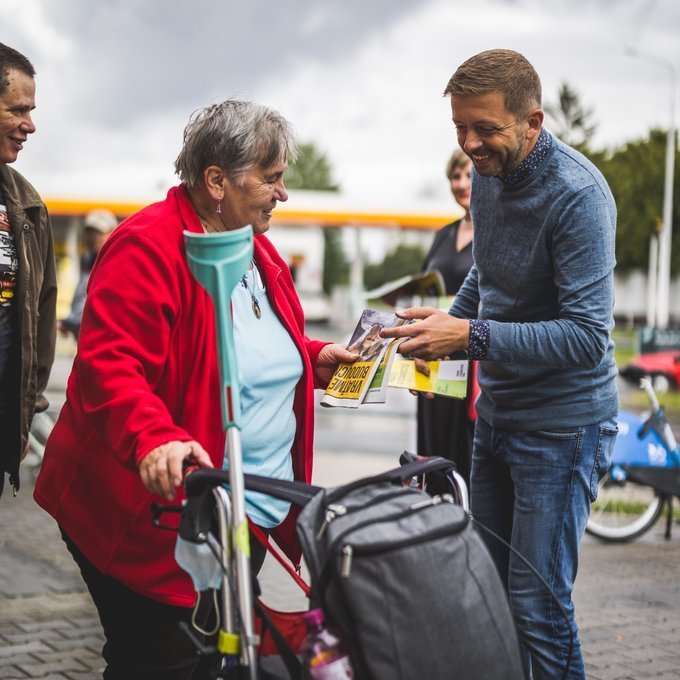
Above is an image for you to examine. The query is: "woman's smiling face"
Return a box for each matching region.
[220,160,289,234]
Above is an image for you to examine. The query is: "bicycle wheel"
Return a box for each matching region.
[586,470,665,542]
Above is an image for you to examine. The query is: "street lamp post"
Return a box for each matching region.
[626,47,677,329]
[646,227,658,328]
[658,79,676,328]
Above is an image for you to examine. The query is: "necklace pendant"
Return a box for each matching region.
[252,298,261,319]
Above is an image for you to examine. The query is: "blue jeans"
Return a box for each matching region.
[470,416,617,679]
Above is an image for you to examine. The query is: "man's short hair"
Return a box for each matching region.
[443,49,542,120]
[0,43,36,95]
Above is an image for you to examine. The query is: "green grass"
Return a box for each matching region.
[591,498,680,520]
[612,327,637,368]
[591,499,643,514]
[623,388,680,415]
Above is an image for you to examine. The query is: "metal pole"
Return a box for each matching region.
[626,47,676,329]
[657,83,676,328]
[225,427,257,676]
[184,226,258,678]
[213,487,237,635]
[349,226,364,319]
[647,231,658,328]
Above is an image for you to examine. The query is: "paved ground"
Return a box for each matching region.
[4,452,680,679]
[2,342,680,678]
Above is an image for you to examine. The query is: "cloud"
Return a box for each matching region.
[2,0,679,204]
[31,0,419,126]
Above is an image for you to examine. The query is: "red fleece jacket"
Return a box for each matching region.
[34,185,327,606]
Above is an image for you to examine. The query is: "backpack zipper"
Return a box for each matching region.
[320,495,466,583]
[341,545,354,577]
[338,499,464,578]
[316,504,348,539]
[316,487,418,539]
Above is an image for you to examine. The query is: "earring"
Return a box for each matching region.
[216,196,222,214]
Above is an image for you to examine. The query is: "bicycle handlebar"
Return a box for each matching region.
[639,376,661,412]
[637,377,678,453]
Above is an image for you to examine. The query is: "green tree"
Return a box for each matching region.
[284,142,340,192]
[545,82,597,153]
[285,143,348,294]
[321,229,349,296]
[545,83,680,277]
[586,129,680,276]
[364,243,426,291]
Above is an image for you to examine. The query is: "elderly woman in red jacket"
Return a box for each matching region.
[34,100,356,680]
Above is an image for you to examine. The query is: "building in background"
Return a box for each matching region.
[44,191,680,329]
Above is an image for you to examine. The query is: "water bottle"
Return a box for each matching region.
[302,608,354,679]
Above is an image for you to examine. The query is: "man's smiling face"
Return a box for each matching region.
[0,68,36,165]
[451,92,533,178]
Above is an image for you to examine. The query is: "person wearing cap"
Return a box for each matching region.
[0,43,57,496]
[58,209,118,340]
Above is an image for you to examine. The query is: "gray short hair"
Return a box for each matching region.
[443,49,542,119]
[174,100,298,187]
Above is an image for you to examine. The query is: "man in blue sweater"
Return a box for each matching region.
[382,49,618,679]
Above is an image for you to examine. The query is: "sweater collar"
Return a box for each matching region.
[502,128,552,185]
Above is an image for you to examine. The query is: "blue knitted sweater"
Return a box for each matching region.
[451,133,618,430]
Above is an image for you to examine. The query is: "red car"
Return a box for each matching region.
[621,350,680,392]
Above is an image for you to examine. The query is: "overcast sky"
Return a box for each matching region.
[3,0,679,207]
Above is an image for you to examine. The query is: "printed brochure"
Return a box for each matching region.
[320,309,406,408]
[388,358,468,399]
[363,270,448,309]
[362,337,406,405]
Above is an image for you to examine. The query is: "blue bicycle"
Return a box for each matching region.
[586,377,680,542]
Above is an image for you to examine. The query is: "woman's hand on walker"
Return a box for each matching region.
[139,440,213,500]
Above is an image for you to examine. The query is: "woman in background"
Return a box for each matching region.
[417,148,476,486]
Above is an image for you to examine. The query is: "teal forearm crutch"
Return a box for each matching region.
[185,225,258,677]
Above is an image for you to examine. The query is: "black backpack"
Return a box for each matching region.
[175,458,526,679]
[295,457,525,680]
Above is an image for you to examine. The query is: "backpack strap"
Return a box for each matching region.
[325,454,456,503]
[383,454,457,483]
[472,519,574,680]
[184,468,321,507]
[244,474,321,507]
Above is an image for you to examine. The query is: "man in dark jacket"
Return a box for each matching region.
[0,42,57,496]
